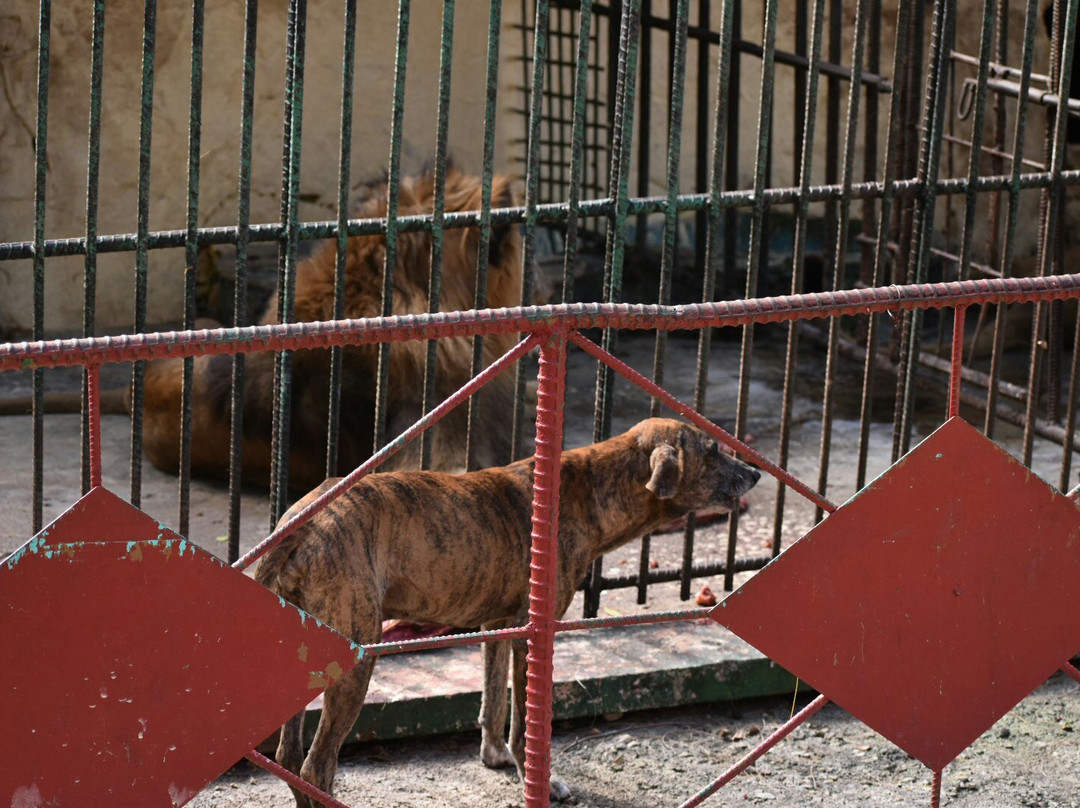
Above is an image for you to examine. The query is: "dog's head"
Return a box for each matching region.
[633,418,760,511]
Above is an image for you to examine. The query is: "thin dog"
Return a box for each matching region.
[254,417,761,804]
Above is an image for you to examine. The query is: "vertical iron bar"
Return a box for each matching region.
[985,0,1039,442]
[31,0,51,533]
[644,0,689,605]
[857,0,914,489]
[87,364,102,490]
[228,0,259,563]
[956,0,999,284]
[635,0,652,252]
[1060,303,1080,489]
[897,0,956,457]
[326,0,358,479]
[983,0,1010,287]
[725,0,779,591]
[693,0,710,283]
[930,769,943,808]
[555,0,594,307]
[1029,0,1079,467]
[685,0,738,599]
[773,0,826,555]
[720,0,741,304]
[890,0,926,462]
[858,0,882,293]
[592,0,640,447]
[465,0,505,471]
[585,0,640,617]
[130,0,157,510]
[815,0,870,523]
[270,0,308,525]
[419,0,456,471]
[178,0,206,539]
[81,0,106,497]
[375,0,410,456]
[512,0,551,461]
[949,307,967,418]
[521,329,567,808]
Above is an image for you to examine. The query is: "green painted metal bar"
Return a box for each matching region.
[725,0,779,592]
[772,0,827,556]
[956,0,998,285]
[557,0,593,306]
[510,0,550,462]
[586,0,640,618]
[635,0,652,253]
[1034,0,1079,469]
[815,0,871,524]
[270,0,308,525]
[228,0,260,563]
[10,168,1080,265]
[129,0,157,511]
[685,0,737,602]
[896,0,956,458]
[30,0,51,533]
[419,0,456,472]
[984,0,1039,444]
[641,0,688,606]
[80,0,106,497]
[374,0,410,457]
[856,0,915,490]
[592,0,641,446]
[178,0,206,539]
[465,0,505,472]
[326,0,358,479]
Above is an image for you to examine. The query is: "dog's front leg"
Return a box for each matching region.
[509,637,572,802]
[479,635,516,769]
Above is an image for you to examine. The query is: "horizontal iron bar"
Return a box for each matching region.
[5,275,1080,372]
[6,169,1080,262]
[365,624,533,657]
[593,553,775,592]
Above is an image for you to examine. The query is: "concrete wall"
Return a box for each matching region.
[0,0,523,335]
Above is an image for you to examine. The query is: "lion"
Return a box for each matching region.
[5,169,535,492]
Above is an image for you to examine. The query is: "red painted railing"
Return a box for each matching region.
[4,272,1080,807]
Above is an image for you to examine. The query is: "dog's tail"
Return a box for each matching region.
[0,388,128,416]
[252,536,305,608]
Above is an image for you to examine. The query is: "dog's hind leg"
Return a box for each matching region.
[292,584,382,808]
[479,635,516,769]
[297,653,377,807]
[508,637,572,802]
[275,711,309,806]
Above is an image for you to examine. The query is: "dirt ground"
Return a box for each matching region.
[190,672,1079,808]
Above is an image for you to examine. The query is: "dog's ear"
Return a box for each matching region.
[646,443,681,499]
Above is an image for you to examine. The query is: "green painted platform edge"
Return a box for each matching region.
[279,655,803,748]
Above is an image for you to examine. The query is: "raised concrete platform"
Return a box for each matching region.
[282,619,799,748]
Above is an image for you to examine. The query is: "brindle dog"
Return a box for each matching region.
[254,417,761,804]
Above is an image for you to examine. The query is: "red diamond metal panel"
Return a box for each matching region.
[0,487,361,807]
[711,417,1080,771]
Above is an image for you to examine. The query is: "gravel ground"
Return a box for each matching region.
[190,672,1079,808]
